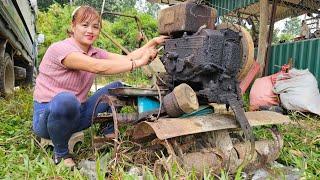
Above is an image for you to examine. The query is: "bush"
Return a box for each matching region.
[37,4,158,61]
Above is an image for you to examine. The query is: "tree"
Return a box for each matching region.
[272,28,280,44]
[135,0,161,18]
[282,17,301,37]
[278,33,294,42]
[38,0,70,10]
[73,0,136,21]
[38,0,137,20]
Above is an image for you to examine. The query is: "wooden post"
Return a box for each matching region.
[257,0,269,76]
[264,0,278,76]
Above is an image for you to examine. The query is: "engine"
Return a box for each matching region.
[161,29,242,104]
[158,2,254,146]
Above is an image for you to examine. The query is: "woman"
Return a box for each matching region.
[33,6,166,167]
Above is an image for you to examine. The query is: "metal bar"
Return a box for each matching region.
[100,30,130,54]
[278,0,320,14]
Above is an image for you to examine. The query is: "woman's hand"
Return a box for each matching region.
[140,47,158,65]
[129,36,168,60]
[150,35,169,47]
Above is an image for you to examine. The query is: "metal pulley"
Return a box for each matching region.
[163,83,199,117]
[216,23,255,81]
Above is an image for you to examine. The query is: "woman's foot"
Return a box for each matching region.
[54,154,76,168]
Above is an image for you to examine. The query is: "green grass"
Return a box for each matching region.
[0,88,319,179]
[95,69,151,88]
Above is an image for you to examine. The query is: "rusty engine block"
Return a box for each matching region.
[161,29,242,104]
[159,2,255,150]
[159,2,242,105]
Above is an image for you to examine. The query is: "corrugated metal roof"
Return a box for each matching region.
[210,0,320,21]
[268,38,320,85]
[210,0,259,17]
[148,0,320,21]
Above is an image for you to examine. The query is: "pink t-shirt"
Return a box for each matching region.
[34,38,108,103]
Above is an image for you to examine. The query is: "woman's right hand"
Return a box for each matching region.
[141,47,158,65]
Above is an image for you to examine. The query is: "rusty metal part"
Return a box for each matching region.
[233,127,283,171]
[132,111,290,140]
[92,135,114,150]
[158,2,217,36]
[212,130,240,172]
[172,83,199,113]
[101,11,148,52]
[91,95,120,160]
[216,23,255,81]
[182,151,223,174]
[255,127,283,163]
[228,97,255,162]
[167,128,282,174]
[100,30,130,54]
[108,87,168,97]
[163,90,184,117]
[102,11,148,42]
[162,28,241,104]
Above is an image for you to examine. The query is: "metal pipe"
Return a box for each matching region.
[100,30,130,55]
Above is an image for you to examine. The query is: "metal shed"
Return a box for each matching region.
[211,0,320,21]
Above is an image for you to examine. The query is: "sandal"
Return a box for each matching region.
[54,153,76,168]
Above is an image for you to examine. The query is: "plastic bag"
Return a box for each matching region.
[273,68,320,115]
[249,75,280,110]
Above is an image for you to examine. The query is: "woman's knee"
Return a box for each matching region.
[103,81,123,90]
[109,80,123,88]
[50,92,80,118]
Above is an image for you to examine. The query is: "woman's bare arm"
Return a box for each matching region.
[62,48,157,74]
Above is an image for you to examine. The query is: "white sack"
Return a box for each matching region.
[273,68,320,115]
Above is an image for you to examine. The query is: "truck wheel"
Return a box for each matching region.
[0,53,14,96]
[23,64,37,86]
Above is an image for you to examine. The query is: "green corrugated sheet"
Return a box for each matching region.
[210,0,259,16]
[268,38,320,86]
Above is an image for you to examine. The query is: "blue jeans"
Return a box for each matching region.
[33,81,122,157]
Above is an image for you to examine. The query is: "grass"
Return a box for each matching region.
[0,87,319,179]
[95,69,152,88]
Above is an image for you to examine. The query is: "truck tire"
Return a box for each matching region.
[0,53,14,96]
[23,64,36,86]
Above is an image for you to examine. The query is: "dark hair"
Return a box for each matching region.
[67,6,102,37]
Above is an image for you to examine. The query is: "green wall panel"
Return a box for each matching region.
[210,0,259,16]
[268,38,320,86]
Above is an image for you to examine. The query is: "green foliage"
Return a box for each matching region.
[254,112,320,178]
[282,17,301,37]
[278,112,320,178]
[38,0,70,11]
[1,88,320,180]
[272,28,281,44]
[0,88,82,178]
[104,8,158,51]
[74,0,136,22]
[37,4,158,63]
[278,33,294,42]
[36,4,73,62]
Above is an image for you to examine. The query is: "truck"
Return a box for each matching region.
[0,0,37,96]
